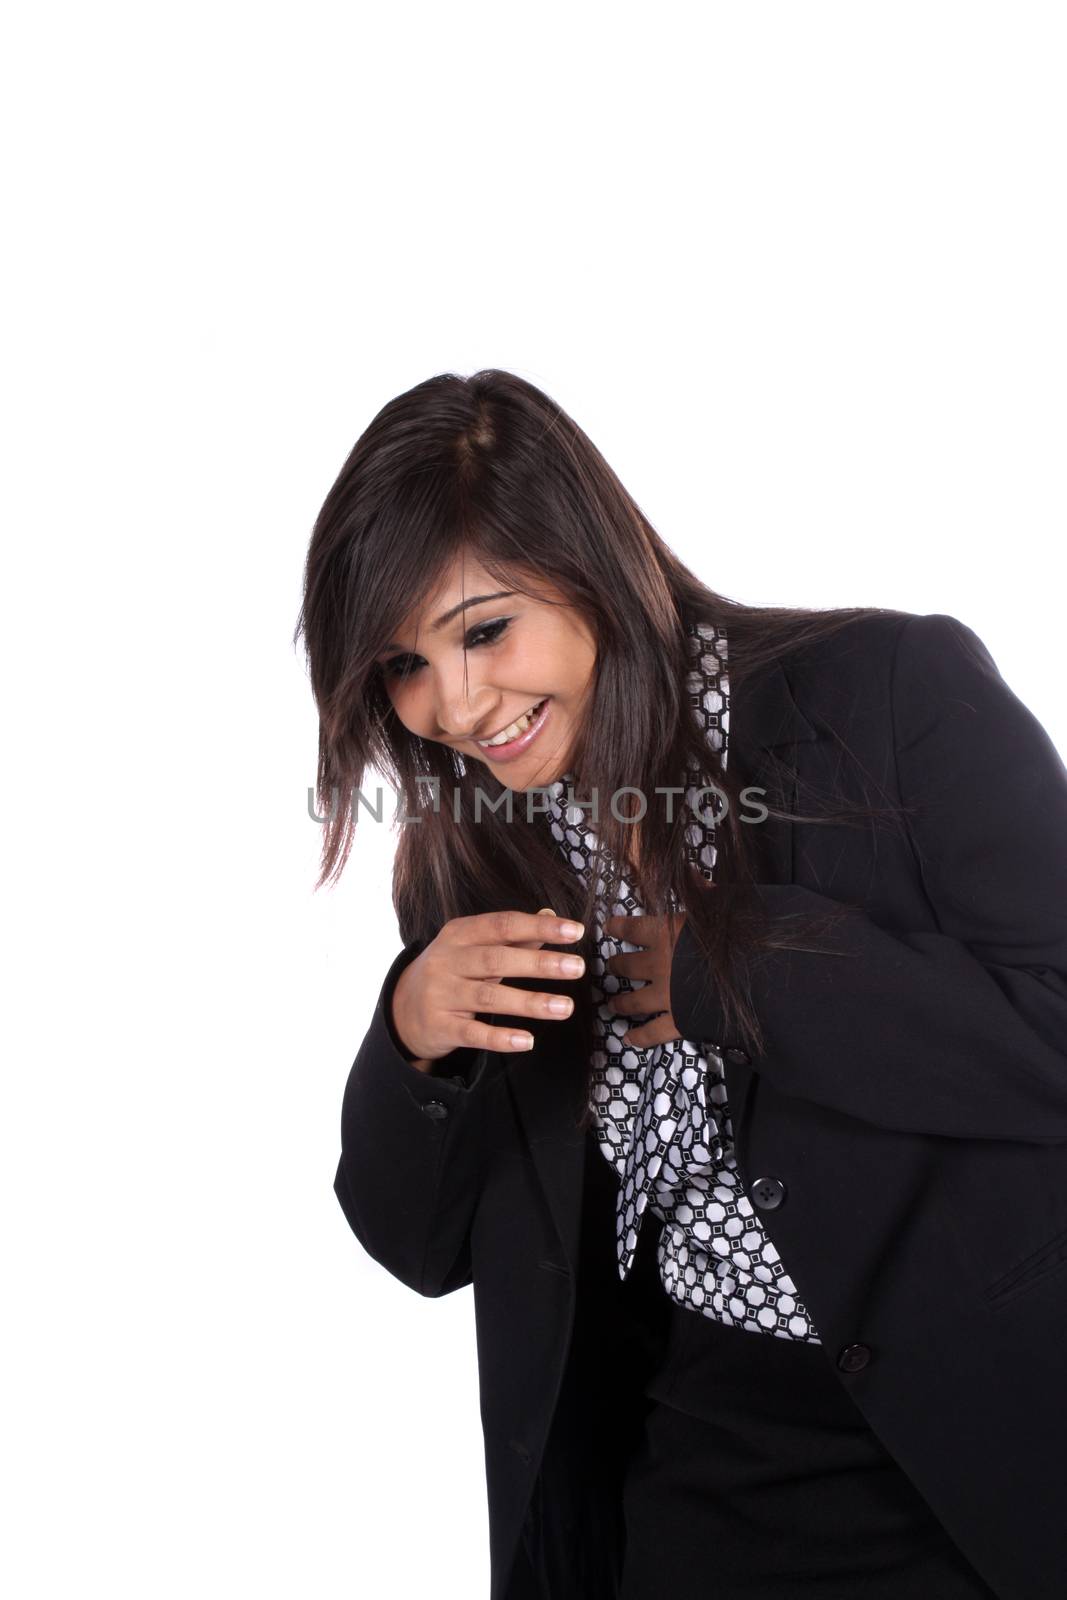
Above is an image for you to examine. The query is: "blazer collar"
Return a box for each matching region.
[731,655,820,755]
[727,656,820,883]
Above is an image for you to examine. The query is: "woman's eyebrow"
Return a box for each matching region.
[382,590,515,651]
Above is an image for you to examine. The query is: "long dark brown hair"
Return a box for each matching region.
[294,369,908,1122]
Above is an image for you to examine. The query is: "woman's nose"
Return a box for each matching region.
[434,674,498,741]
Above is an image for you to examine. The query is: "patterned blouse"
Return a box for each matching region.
[542,619,822,1344]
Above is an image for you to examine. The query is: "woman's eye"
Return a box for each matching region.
[467,616,511,649]
[380,617,512,681]
[381,654,418,680]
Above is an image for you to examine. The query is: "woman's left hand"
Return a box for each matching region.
[603,912,686,1047]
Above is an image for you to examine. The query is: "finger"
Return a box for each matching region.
[606,911,683,939]
[607,949,653,980]
[621,1014,681,1049]
[453,976,576,1023]
[609,983,666,1016]
[514,907,560,951]
[603,913,654,945]
[463,941,587,985]
[451,1015,540,1054]
[459,908,585,949]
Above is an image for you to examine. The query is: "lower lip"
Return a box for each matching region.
[476,697,552,763]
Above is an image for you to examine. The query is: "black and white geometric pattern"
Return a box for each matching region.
[543,620,821,1344]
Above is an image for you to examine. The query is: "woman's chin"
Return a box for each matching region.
[487,753,568,794]
[473,731,571,792]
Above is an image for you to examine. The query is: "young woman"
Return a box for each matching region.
[298,369,1067,1600]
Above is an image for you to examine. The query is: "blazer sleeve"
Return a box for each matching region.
[333,938,498,1297]
[670,612,1067,1143]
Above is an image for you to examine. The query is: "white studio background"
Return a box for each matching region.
[3,3,1065,1597]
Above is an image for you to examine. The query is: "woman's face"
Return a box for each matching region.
[375,554,598,792]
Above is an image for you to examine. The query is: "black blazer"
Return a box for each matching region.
[333,611,1067,1600]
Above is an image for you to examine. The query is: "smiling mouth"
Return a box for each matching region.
[475,696,549,748]
[472,696,552,760]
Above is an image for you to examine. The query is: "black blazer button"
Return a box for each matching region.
[724,1047,750,1066]
[837,1343,872,1373]
[751,1176,786,1210]
[421,1100,449,1120]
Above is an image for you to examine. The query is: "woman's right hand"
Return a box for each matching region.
[390,908,586,1066]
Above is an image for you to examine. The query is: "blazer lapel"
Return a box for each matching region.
[507,656,824,1272]
[730,656,821,884]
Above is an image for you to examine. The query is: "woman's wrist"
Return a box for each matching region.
[386,950,456,1074]
[389,1005,433,1068]
[389,997,444,1073]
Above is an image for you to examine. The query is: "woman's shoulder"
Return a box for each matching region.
[690,602,1000,735]
[778,606,989,685]
[770,607,1000,741]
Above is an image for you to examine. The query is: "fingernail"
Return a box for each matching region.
[560,921,584,939]
[512,1033,535,1049]
[547,997,572,1014]
[560,956,584,976]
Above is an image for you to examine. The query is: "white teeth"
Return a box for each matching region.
[478,699,544,747]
